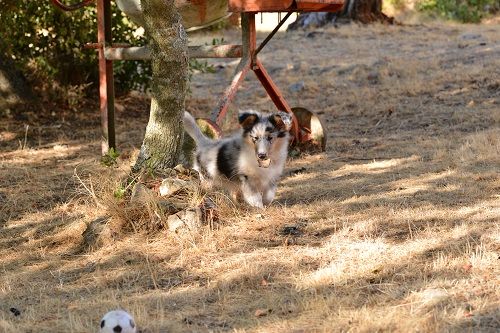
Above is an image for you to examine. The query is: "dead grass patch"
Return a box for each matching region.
[1,21,499,333]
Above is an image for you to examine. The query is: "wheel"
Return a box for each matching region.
[291,107,327,152]
[195,118,222,139]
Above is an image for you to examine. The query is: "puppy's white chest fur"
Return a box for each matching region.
[237,144,285,190]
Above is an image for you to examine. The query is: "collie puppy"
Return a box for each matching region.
[183,110,292,208]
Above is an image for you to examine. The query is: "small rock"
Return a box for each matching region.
[167,214,184,232]
[418,288,449,307]
[291,61,307,72]
[158,200,183,215]
[289,81,305,93]
[367,71,380,84]
[130,183,152,203]
[460,33,482,40]
[81,216,113,251]
[173,164,187,174]
[159,178,188,197]
[167,208,201,232]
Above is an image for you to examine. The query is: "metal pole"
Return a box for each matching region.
[103,45,243,61]
[210,13,253,124]
[97,0,115,154]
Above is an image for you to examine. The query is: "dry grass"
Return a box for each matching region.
[1,21,499,332]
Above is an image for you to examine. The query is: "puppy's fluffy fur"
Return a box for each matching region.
[183,110,292,208]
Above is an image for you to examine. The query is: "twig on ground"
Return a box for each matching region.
[73,169,105,209]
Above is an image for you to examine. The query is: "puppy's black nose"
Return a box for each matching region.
[258,153,267,160]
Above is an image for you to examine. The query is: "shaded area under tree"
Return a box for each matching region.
[0,53,34,112]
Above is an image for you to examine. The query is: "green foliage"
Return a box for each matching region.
[113,185,127,199]
[416,0,499,23]
[101,147,120,166]
[0,0,148,92]
[0,1,219,97]
[211,37,226,45]
[189,59,216,74]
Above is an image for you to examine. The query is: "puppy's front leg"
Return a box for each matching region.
[240,177,263,208]
[262,183,277,206]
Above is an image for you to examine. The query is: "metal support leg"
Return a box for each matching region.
[210,13,254,124]
[252,59,300,141]
[97,0,115,154]
[247,13,300,142]
[212,12,299,142]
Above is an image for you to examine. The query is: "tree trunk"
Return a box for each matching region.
[344,0,394,23]
[0,53,34,112]
[287,0,394,30]
[133,0,189,172]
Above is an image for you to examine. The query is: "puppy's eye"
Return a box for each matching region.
[267,136,273,142]
[251,136,257,142]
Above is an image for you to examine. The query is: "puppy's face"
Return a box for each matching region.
[239,111,292,168]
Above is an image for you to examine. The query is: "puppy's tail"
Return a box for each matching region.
[183,112,211,146]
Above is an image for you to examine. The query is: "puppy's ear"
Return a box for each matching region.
[238,111,259,131]
[269,112,292,132]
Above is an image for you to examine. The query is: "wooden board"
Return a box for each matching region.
[228,0,344,12]
[229,0,293,12]
[296,0,344,11]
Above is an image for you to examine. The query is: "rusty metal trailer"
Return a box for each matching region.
[51,0,344,154]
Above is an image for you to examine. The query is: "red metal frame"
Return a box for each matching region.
[96,0,115,153]
[211,13,300,142]
[228,0,343,12]
[51,0,344,153]
[51,0,115,154]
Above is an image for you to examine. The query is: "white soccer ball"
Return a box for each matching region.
[99,310,137,333]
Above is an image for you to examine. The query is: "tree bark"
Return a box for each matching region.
[0,53,34,111]
[288,0,394,30]
[344,0,394,23]
[133,0,189,172]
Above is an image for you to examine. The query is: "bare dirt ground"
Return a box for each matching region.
[1,21,499,332]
